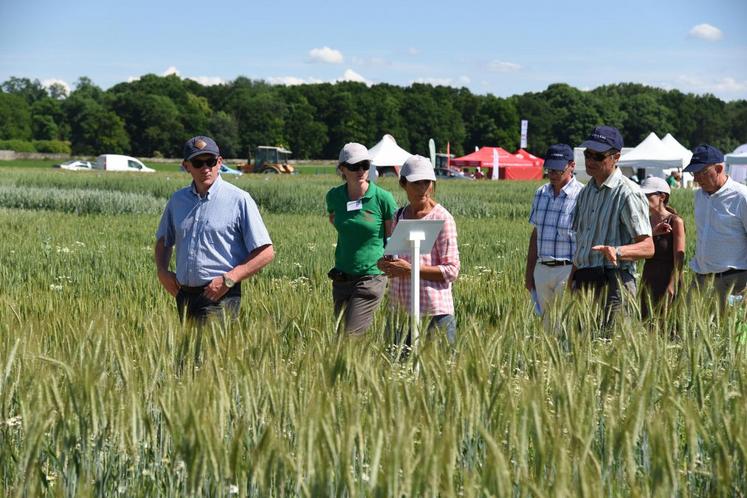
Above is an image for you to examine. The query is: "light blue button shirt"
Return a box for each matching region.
[691,177,747,274]
[156,176,272,286]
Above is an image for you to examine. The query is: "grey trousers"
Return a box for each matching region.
[692,270,747,310]
[332,274,387,334]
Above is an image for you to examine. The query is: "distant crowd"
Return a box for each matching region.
[153,126,747,345]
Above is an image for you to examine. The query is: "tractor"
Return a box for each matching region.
[241,146,295,174]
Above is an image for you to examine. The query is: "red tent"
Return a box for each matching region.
[451,147,542,180]
[514,149,545,169]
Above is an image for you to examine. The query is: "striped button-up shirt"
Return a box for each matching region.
[529,178,584,262]
[156,176,272,286]
[572,168,651,273]
[388,204,460,316]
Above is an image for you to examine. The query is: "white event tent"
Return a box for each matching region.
[618,132,694,186]
[726,143,747,183]
[368,134,413,181]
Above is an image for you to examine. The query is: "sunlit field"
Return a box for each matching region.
[0,167,745,497]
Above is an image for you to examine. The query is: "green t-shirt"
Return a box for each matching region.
[326,182,398,276]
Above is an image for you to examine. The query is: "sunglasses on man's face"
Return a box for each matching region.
[190,157,218,169]
[583,150,613,162]
[343,161,369,172]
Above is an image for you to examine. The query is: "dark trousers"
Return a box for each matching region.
[572,267,637,327]
[176,283,241,325]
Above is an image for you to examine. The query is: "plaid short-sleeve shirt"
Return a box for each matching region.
[388,204,460,316]
[529,178,584,262]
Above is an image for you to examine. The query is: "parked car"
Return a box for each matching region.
[94,154,155,173]
[220,164,243,176]
[54,160,94,171]
[434,167,473,180]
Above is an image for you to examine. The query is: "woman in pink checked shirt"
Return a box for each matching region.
[377,155,460,345]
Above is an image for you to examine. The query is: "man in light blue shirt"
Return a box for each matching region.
[155,136,274,323]
[525,144,583,315]
[685,144,747,306]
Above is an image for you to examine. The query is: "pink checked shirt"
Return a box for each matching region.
[388,204,460,316]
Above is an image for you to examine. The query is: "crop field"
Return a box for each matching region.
[0,166,745,497]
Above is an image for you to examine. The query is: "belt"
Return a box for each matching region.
[540,260,572,267]
[179,284,207,294]
[711,268,747,278]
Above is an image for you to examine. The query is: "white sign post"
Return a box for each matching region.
[491,148,500,180]
[520,119,528,149]
[385,219,444,355]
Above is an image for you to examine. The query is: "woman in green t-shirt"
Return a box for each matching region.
[325,143,398,335]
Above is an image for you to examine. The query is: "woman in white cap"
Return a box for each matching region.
[639,176,685,317]
[377,155,460,344]
[326,143,398,334]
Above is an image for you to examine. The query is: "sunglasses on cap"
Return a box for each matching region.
[342,161,369,172]
[583,150,615,162]
[190,157,219,168]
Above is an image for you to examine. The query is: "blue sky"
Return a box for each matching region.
[1,0,745,99]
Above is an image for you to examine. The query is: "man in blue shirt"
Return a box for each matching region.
[155,136,274,323]
[525,144,583,316]
[685,144,747,307]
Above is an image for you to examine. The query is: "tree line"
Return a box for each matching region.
[1,75,745,159]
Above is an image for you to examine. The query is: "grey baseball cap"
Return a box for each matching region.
[400,155,436,182]
[338,143,371,165]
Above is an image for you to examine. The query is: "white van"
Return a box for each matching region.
[94,154,155,173]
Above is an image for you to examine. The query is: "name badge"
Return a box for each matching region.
[347,200,363,211]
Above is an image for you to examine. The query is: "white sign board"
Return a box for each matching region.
[384,219,444,256]
[520,120,528,149]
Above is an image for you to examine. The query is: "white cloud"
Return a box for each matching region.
[41,78,71,94]
[487,60,522,72]
[676,75,747,94]
[127,76,140,83]
[407,47,420,56]
[162,66,180,76]
[412,77,454,86]
[309,46,344,64]
[339,69,370,84]
[458,75,471,85]
[688,23,723,42]
[187,76,226,86]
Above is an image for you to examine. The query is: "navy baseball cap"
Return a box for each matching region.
[580,126,624,152]
[543,144,574,170]
[183,136,220,161]
[684,144,724,173]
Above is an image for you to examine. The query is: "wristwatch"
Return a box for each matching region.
[223,275,236,288]
[615,246,623,262]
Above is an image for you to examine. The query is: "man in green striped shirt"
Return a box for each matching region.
[570,126,654,325]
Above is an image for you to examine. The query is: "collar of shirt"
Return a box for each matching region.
[706,176,735,198]
[190,175,224,200]
[590,167,622,191]
[361,181,378,200]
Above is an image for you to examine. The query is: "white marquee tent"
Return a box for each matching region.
[726,143,747,183]
[368,134,413,181]
[618,132,694,185]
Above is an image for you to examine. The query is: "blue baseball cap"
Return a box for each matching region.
[183,135,220,161]
[684,144,724,173]
[543,144,574,170]
[580,126,624,152]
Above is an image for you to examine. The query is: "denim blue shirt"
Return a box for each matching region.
[156,176,272,286]
[691,177,747,274]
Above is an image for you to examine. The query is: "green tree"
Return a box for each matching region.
[0,92,32,140]
[63,94,130,155]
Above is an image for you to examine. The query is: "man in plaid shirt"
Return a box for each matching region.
[525,144,583,315]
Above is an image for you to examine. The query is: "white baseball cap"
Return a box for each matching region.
[338,143,371,165]
[639,177,671,195]
[400,155,436,182]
